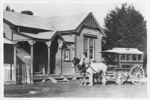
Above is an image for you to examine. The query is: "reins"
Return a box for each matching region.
[82,63,98,74]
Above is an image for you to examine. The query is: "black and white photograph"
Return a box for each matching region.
[1,0,149,99]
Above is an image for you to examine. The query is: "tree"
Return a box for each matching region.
[21,10,33,15]
[103,3,147,55]
[6,5,11,11]
[5,5,15,12]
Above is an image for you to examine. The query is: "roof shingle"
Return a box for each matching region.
[48,13,89,31]
[3,38,15,44]
[3,10,54,30]
[21,31,56,40]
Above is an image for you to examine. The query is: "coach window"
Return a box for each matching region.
[127,54,131,61]
[132,54,137,61]
[64,49,70,61]
[138,55,142,61]
[120,54,126,61]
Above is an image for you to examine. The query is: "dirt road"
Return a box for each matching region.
[4,80,147,98]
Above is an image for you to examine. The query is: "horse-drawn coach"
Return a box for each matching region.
[102,48,145,85]
[72,47,145,86]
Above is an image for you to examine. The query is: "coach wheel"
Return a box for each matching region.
[115,72,125,85]
[130,66,145,85]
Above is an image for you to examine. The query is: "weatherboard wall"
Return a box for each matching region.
[76,28,102,62]
[55,43,74,75]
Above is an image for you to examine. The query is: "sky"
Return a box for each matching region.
[2,0,148,27]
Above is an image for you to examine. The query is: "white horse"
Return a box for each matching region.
[79,57,108,86]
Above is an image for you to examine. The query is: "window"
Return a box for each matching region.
[112,54,118,61]
[132,54,137,61]
[84,37,88,58]
[84,37,95,60]
[120,54,126,61]
[126,54,131,61]
[138,55,142,61]
[64,49,70,61]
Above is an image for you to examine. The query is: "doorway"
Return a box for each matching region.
[50,36,59,74]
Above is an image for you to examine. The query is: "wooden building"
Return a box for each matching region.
[3,38,16,85]
[3,10,105,84]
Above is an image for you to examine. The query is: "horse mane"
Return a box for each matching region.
[73,57,80,65]
[72,57,86,72]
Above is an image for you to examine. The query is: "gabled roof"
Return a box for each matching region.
[3,11,105,42]
[48,12,105,36]
[3,38,15,44]
[3,10,54,30]
[48,13,89,31]
[102,48,143,54]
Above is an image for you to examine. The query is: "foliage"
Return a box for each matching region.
[21,10,33,15]
[5,5,15,12]
[103,3,147,55]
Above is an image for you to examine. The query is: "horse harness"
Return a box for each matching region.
[81,63,99,74]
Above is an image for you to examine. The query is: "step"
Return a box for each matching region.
[48,76,57,83]
[57,80,70,82]
[50,75,62,78]
[48,75,69,83]
[34,75,49,80]
[63,75,74,79]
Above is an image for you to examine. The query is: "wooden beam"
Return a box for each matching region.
[28,40,36,84]
[46,41,51,75]
[31,45,34,84]
[71,44,77,80]
[13,42,17,84]
[61,49,63,75]
[58,39,63,75]
[48,46,50,75]
[74,35,77,80]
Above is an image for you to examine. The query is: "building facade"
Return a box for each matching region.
[3,10,105,84]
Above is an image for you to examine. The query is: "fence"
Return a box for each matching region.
[4,64,16,82]
[16,64,28,84]
[4,64,28,84]
[4,63,48,85]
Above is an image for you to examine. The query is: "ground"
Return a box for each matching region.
[4,79,147,98]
